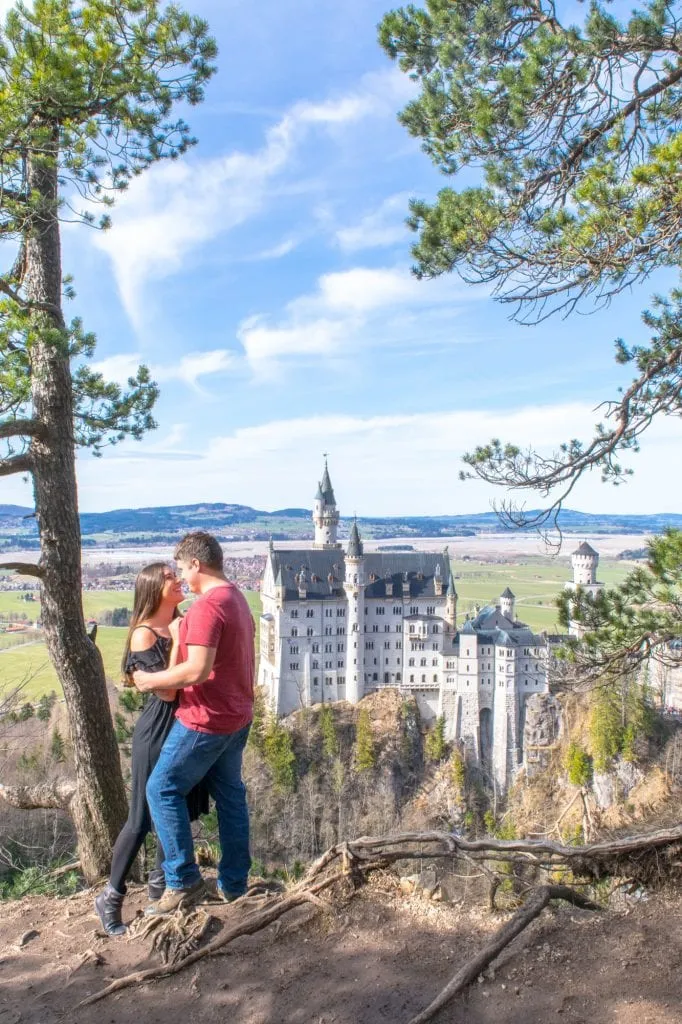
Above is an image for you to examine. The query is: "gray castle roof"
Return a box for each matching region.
[347,521,363,558]
[573,541,598,556]
[461,604,546,647]
[501,587,515,598]
[316,462,336,505]
[269,548,451,602]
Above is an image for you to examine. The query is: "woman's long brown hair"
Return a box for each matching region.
[121,562,178,685]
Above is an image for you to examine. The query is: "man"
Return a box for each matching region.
[134,531,255,912]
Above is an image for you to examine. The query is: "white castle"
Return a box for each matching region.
[258,462,594,790]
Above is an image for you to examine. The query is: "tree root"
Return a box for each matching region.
[73,824,681,1011]
[407,885,601,1024]
[129,907,215,965]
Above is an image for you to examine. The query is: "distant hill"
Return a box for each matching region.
[1,501,681,549]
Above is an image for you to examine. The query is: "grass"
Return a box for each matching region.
[0,592,263,700]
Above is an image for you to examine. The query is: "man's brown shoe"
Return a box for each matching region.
[144,878,207,916]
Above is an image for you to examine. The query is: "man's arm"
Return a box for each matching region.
[134,645,216,692]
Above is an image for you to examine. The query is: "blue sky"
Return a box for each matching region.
[4,0,681,516]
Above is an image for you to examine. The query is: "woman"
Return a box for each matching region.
[95,563,209,936]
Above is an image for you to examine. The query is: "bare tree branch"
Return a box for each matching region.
[0,561,43,578]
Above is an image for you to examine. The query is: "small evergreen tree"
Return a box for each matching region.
[320,702,339,759]
[565,742,592,787]
[118,688,144,714]
[50,728,66,763]
[248,686,266,752]
[36,693,53,722]
[18,702,34,721]
[354,708,375,772]
[425,715,447,762]
[590,689,623,773]
[263,717,296,792]
[450,749,466,794]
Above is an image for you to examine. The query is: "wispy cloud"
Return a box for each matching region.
[237,264,485,375]
[90,348,236,392]
[93,69,412,326]
[336,192,413,251]
[74,402,682,516]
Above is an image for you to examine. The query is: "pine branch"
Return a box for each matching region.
[0,561,43,578]
[0,452,32,477]
[0,418,45,440]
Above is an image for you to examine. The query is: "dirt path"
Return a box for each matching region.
[1,876,682,1024]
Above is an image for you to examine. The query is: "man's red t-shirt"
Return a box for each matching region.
[175,583,255,735]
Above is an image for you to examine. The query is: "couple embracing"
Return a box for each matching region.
[96,531,255,935]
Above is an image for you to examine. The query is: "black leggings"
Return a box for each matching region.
[109,805,164,894]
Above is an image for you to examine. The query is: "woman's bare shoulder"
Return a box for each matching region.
[129,624,162,653]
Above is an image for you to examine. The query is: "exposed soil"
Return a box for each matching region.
[1,872,682,1024]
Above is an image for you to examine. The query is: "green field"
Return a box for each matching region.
[0,558,635,699]
[0,591,263,700]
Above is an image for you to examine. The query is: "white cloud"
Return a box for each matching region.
[238,264,484,374]
[90,348,236,391]
[336,192,413,251]
[73,401,682,516]
[93,69,410,325]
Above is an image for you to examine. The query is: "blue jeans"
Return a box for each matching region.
[146,720,251,893]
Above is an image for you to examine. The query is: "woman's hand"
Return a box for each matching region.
[133,669,153,692]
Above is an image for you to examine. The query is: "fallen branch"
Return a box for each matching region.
[49,859,81,879]
[407,885,601,1024]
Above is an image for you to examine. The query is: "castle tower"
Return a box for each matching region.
[344,520,365,704]
[445,573,457,630]
[500,587,515,622]
[565,541,603,636]
[572,541,599,586]
[312,459,341,549]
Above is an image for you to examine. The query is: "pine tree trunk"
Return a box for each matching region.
[25,140,127,882]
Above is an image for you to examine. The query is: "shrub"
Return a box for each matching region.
[319,702,339,759]
[565,742,592,786]
[263,717,296,792]
[50,728,66,763]
[425,715,447,762]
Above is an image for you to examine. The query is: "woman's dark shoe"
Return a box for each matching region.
[147,868,166,901]
[94,883,127,936]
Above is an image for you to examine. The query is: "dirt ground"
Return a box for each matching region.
[1,872,682,1024]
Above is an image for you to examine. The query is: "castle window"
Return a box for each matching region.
[377,606,385,615]
[373,625,379,633]
[393,607,401,615]
[409,658,415,667]
[337,642,344,652]
[312,660,319,669]
[338,660,344,668]
[337,608,345,617]
[432,643,439,651]
[366,641,374,650]
[312,643,319,653]
[410,606,418,615]
[289,662,299,670]
[291,628,298,637]
[325,660,332,669]
[325,677,332,685]
[420,658,427,667]
[385,624,390,632]
[365,607,368,614]
[384,641,391,650]
[290,645,299,654]
[433,675,438,683]
[384,672,390,684]
[421,674,426,683]
[313,677,319,685]
[337,626,345,635]
[325,626,332,635]
[307,627,314,636]
[395,624,401,632]
[325,608,333,618]
[396,641,402,650]
[396,672,401,682]
[338,676,345,685]
[397,657,401,664]
[409,624,415,634]
[291,610,298,619]
[306,609,314,618]
[432,624,439,634]
[432,659,438,667]
[373,672,378,682]
[427,606,435,615]
[325,643,332,653]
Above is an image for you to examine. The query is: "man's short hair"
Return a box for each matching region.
[174,531,224,571]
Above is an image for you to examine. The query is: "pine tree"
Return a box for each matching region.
[354,708,375,772]
[565,742,592,787]
[320,702,339,760]
[0,1,216,881]
[50,728,66,763]
[263,716,297,792]
[425,715,447,762]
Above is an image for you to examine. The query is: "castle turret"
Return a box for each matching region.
[565,541,603,636]
[571,541,599,586]
[312,459,341,549]
[500,587,515,622]
[445,573,457,629]
[344,521,365,703]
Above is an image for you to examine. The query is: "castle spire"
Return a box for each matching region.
[312,456,341,549]
[347,518,363,558]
